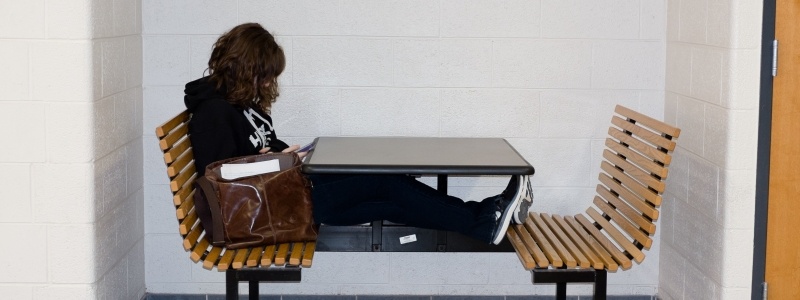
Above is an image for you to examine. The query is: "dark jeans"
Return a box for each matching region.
[307,174,497,243]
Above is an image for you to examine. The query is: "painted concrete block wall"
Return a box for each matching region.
[0,0,145,299]
[143,0,666,296]
[659,0,762,299]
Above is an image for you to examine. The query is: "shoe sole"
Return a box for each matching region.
[492,175,527,245]
[513,175,533,224]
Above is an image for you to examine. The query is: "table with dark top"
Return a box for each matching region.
[302,137,535,252]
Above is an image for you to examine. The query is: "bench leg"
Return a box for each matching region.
[226,270,238,300]
[249,280,259,300]
[555,282,567,300]
[593,269,607,300]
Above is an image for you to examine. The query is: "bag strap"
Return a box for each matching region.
[196,176,225,246]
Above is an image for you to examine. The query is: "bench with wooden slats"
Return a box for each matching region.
[506,105,681,300]
[155,111,317,273]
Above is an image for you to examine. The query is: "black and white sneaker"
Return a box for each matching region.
[490,175,526,245]
[512,175,533,224]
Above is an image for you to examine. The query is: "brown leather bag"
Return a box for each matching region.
[194,152,317,249]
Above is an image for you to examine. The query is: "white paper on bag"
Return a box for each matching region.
[220,159,280,180]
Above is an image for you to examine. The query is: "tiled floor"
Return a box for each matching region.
[147,294,655,300]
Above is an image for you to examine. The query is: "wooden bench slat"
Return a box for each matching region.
[586,208,645,263]
[164,138,191,164]
[301,242,316,268]
[552,215,604,269]
[167,150,193,178]
[190,238,210,263]
[593,197,652,248]
[601,161,661,206]
[506,226,538,270]
[173,183,194,206]
[531,213,576,268]
[599,174,659,220]
[170,165,196,192]
[608,128,671,165]
[596,185,656,234]
[615,105,681,139]
[564,216,618,272]
[218,249,235,271]
[176,194,194,220]
[155,111,190,138]
[523,216,563,267]
[232,249,249,269]
[512,224,550,268]
[575,214,632,270]
[183,222,203,251]
[179,209,198,235]
[603,150,665,193]
[611,116,676,151]
[159,123,189,151]
[261,244,277,267]
[541,213,591,268]
[606,139,668,178]
[289,243,304,266]
[203,246,223,270]
[274,244,290,266]
[247,246,265,267]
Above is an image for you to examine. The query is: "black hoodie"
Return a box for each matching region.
[184,76,289,175]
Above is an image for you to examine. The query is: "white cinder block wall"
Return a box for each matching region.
[0,0,145,299]
[143,0,667,296]
[659,0,762,299]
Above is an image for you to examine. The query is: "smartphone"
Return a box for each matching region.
[297,142,315,153]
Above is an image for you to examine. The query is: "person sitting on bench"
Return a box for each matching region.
[184,23,532,245]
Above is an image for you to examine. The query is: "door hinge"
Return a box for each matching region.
[763,281,768,300]
[772,39,778,77]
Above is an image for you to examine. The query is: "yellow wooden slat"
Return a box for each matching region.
[531,213,576,268]
[182,222,203,251]
[603,149,665,192]
[606,138,668,178]
[203,246,223,270]
[608,128,671,165]
[611,116,676,151]
[541,213,590,268]
[170,165,196,192]
[173,183,194,206]
[176,194,194,220]
[601,161,662,206]
[178,209,198,235]
[232,249,249,269]
[274,244,290,266]
[217,249,235,271]
[615,105,681,139]
[288,243,304,266]
[523,216,563,267]
[247,246,265,267]
[301,242,316,268]
[506,226,538,270]
[159,123,189,151]
[552,215,603,270]
[596,184,656,234]
[512,225,549,268]
[593,197,653,248]
[565,216,618,272]
[190,238,210,263]
[163,138,191,164]
[167,150,193,178]
[586,208,645,263]
[260,245,277,267]
[575,214,632,270]
[155,111,189,138]
[599,174,659,220]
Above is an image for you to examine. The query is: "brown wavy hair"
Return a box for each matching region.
[207,23,285,113]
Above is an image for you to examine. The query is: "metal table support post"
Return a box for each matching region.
[436,174,448,252]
